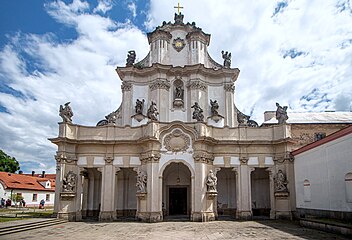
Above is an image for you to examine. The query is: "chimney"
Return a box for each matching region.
[32,171,35,176]
[42,171,45,178]
[19,170,23,174]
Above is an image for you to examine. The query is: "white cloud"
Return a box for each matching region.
[93,0,113,14]
[128,2,137,18]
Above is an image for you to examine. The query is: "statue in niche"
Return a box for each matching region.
[62,171,77,192]
[136,169,147,193]
[126,50,136,67]
[175,85,183,99]
[135,99,145,114]
[191,102,204,122]
[206,170,218,192]
[210,100,219,116]
[276,102,288,124]
[59,102,73,123]
[274,170,288,192]
[221,51,231,68]
[147,101,159,121]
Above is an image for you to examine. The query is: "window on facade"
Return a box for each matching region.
[46,194,50,202]
[314,132,326,141]
[303,180,311,202]
[32,193,37,202]
[345,173,352,203]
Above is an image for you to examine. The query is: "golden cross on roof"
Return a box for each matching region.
[174,2,184,14]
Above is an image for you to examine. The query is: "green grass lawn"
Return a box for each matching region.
[0,217,23,222]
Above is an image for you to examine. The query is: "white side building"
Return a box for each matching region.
[292,125,352,220]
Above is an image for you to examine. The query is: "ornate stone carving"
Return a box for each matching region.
[191,102,204,122]
[62,171,77,192]
[126,50,136,67]
[55,152,77,164]
[276,102,288,124]
[59,102,73,123]
[147,101,159,121]
[187,80,207,91]
[104,156,113,164]
[163,129,191,152]
[121,81,132,92]
[134,168,147,194]
[96,106,121,126]
[236,109,259,127]
[140,152,161,163]
[240,157,249,165]
[135,99,145,115]
[172,37,186,52]
[274,170,289,193]
[80,168,88,178]
[206,170,218,192]
[149,79,170,91]
[209,100,223,123]
[174,12,184,24]
[221,50,231,68]
[224,83,235,92]
[193,152,214,163]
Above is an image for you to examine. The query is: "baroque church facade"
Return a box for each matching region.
[50,13,296,222]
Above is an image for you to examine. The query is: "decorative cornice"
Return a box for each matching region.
[274,152,294,163]
[149,79,170,91]
[55,152,77,164]
[240,157,249,165]
[187,80,207,91]
[140,152,161,163]
[193,151,214,164]
[104,156,114,164]
[121,81,132,92]
[224,83,235,92]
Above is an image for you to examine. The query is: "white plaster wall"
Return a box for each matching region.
[208,86,225,117]
[132,85,149,115]
[169,30,189,66]
[294,133,352,212]
[169,109,187,122]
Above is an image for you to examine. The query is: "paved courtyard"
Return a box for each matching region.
[1,219,349,240]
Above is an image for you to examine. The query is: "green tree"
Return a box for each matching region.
[0,150,20,173]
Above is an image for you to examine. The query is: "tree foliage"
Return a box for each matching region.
[0,150,20,173]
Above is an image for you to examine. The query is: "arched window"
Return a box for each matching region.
[303,179,311,202]
[345,173,352,203]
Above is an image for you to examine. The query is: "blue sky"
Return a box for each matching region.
[0,0,352,174]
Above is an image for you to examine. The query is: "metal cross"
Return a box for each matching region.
[174,2,184,14]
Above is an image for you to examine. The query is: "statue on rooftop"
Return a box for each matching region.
[147,101,159,121]
[174,12,184,24]
[59,102,73,123]
[276,102,288,124]
[191,102,204,122]
[126,50,136,67]
[221,51,231,68]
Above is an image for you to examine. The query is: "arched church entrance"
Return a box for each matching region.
[162,162,191,219]
[251,168,270,217]
[216,168,236,219]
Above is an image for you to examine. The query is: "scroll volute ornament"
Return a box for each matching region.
[164,129,190,152]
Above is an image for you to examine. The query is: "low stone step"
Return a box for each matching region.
[0,219,67,236]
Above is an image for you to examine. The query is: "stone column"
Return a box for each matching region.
[224,83,235,127]
[121,81,132,125]
[87,170,95,217]
[235,157,254,220]
[81,169,89,218]
[266,167,276,219]
[99,157,116,221]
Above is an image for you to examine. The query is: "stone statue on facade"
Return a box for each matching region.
[210,100,219,116]
[147,101,159,121]
[221,51,231,68]
[191,102,204,122]
[135,99,145,114]
[136,169,147,193]
[174,12,184,24]
[59,102,73,123]
[175,86,183,99]
[126,50,136,67]
[274,170,288,192]
[206,170,218,192]
[276,102,288,124]
[62,171,77,192]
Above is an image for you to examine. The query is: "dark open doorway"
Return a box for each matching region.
[169,187,187,215]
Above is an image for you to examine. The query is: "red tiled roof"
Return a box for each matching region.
[23,173,56,180]
[0,172,55,192]
[292,125,352,156]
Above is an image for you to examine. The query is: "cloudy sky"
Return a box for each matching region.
[0,0,351,173]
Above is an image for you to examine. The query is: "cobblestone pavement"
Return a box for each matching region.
[1,219,349,240]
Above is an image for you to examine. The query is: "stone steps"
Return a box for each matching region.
[0,218,67,236]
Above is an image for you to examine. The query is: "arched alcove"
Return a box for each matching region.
[303,179,311,202]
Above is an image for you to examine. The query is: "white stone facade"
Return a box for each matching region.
[50,13,295,222]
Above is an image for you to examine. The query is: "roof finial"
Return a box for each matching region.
[174,2,184,14]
